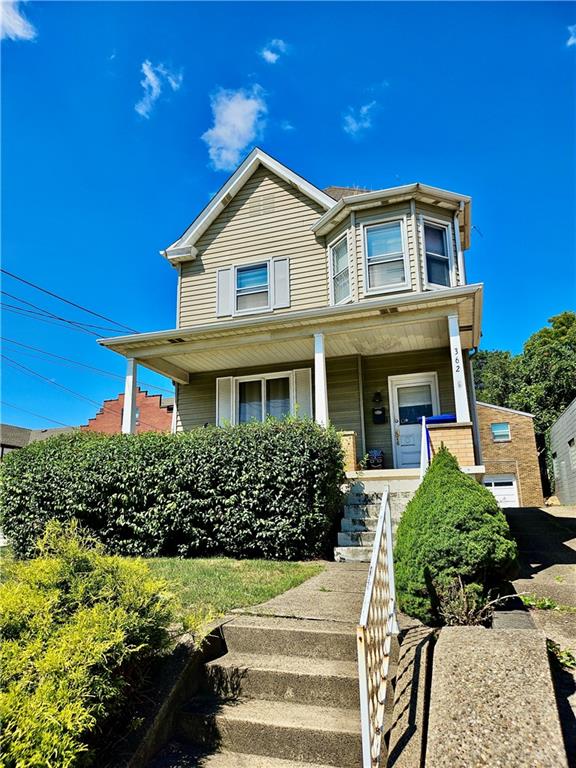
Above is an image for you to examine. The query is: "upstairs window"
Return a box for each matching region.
[330,236,351,305]
[235,263,269,313]
[491,422,511,442]
[423,222,452,287]
[364,220,407,292]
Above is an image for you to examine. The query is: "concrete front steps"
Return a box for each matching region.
[334,473,420,562]
[165,613,363,767]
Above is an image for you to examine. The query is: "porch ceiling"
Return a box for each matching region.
[99,285,482,382]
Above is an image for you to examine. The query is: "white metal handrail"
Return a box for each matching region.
[357,486,399,767]
[419,415,430,479]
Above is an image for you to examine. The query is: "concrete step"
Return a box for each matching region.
[337,531,375,547]
[176,698,361,767]
[341,517,379,532]
[149,741,337,767]
[221,615,357,661]
[344,503,380,517]
[334,546,372,563]
[202,651,359,708]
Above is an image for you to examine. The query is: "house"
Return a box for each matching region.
[99,149,485,480]
[550,397,576,505]
[0,423,76,458]
[476,402,543,507]
[81,388,174,434]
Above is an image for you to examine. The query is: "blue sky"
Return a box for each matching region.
[2,1,575,429]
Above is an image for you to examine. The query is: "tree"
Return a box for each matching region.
[473,349,516,407]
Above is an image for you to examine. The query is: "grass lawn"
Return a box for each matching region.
[146,557,324,619]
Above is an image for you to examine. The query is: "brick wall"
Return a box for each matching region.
[477,403,543,506]
[82,388,173,435]
[428,423,475,467]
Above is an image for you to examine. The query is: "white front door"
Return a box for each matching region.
[389,373,440,469]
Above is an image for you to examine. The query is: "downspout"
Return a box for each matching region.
[467,347,483,465]
[454,202,466,285]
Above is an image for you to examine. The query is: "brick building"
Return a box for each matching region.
[477,401,543,507]
[82,388,174,435]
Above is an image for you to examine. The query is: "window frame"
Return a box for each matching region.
[234,370,295,424]
[490,422,511,443]
[361,216,410,297]
[328,232,352,306]
[233,260,271,317]
[421,216,456,290]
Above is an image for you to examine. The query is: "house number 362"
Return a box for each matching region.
[453,346,461,373]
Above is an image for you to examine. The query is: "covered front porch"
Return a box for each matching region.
[100,287,483,473]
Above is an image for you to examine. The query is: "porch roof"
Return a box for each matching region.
[98,284,483,384]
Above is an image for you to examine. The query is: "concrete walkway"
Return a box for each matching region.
[505,506,576,765]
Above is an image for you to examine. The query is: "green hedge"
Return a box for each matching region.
[0,419,344,560]
[394,448,518,624]
[0,521,173,766]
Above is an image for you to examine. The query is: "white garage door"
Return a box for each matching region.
[483,474,519,508]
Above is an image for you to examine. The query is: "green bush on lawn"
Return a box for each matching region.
[394,447,518,625]
[0,419,344,560]
[0,521,173,767]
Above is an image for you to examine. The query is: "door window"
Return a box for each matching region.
[397,384,433,425]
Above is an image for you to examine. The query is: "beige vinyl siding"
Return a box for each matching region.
[362,347,455,465]
[327,356,363,454]
[179,167,328,328]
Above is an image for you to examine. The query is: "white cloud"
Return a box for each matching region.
[202,85,267,171]
[0,0,36,41]
[135,60,183,119]
[567,25,576,47]
[260,38,288,64]
[280,120,295,131]
[343,101,377,137]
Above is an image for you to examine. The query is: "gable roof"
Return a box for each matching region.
[163,148,336,265]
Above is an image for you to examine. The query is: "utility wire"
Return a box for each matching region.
[1,337,174,396]
[1,400,77,429]
[2,355,161,431]
[1,268,139,333]
[1,296,122,332]
[1,291,107,336]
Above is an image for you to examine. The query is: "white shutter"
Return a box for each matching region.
[272,258,290,309]
[293,368,312,419]
[216,377,234,426]
[216,268,233,317]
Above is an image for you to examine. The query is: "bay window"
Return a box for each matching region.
[364,220,408,293]
[423,221,452,287]
[329,236,351,305]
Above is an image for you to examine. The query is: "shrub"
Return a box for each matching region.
[394,448,518,625]
[0,521,173,767]
[0,419,344,560]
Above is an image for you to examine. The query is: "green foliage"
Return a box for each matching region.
[547,639,576,670]
[472,312,576,492]
[0,419,344,561]
[0,521,173,767]
[394,448,518,625]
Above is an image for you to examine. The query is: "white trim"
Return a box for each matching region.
[448,314,471,423]
[175,263,182,328]
[164,148,335,264]
[121,358,138,434]
[171,383,179,434]
[388,372,440,469]
[350,211,359,302]
[421,215,457,290]
[490,422,512,442]
[410,199,422,293]
[454,204,466,285]
[476,401,535,418]
[233,260,271,317]
[314,333,329,427]
[327,231,352,306]
[361,215,411,297]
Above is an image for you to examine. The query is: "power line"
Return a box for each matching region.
[1,401,77,429]
[1,268,138,334]
[1,295,122,332]
[1,337,174,395]
[1,305,93,333]
[2,355,163,431]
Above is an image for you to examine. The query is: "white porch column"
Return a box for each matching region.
[314,333,329,427]
[121,357,138,434]
[447,314,471,423]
